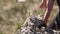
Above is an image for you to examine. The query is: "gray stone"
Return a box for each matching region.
[17,15,44,34]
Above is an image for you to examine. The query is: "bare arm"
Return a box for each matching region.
[43,0,55,23]
[39,0,47,9]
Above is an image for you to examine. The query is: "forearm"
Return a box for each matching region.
[43,0,55,23]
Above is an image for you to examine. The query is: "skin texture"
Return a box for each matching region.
[39,0,47,9]
[39,0,55,24]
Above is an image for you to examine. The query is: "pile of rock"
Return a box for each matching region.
[17,15,46,34]
[17,15,60,34]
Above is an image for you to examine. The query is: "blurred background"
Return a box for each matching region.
[0,0,59,34]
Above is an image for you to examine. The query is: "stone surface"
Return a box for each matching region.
[17,15,45,34]
[17,15,60,34]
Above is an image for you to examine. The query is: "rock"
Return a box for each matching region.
[17,15,45,34]
[17,15,60,34]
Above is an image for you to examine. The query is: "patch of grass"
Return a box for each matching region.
[17,23,22,29]
[6,21,15,26]
[0,16,3,21]
[16,21,24,31]
[0,31,3,34]
[0,16,4,23]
